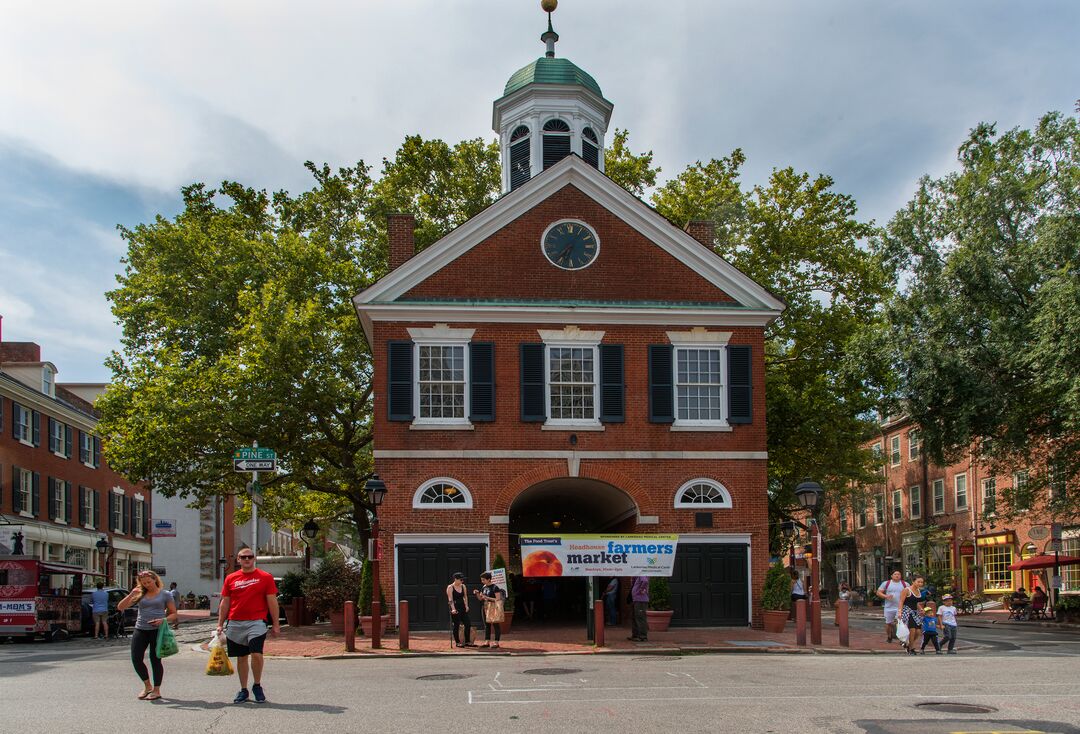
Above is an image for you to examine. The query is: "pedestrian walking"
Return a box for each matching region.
[938,594,959,654]
[447,572,476,648]
[475,571,504,648]
[875,570,908,643]
[628,575,649,642]
[898,574,929,655]
[603,577,619,626]
[117,570,177,701]
[789,569,807,614]
[90,581,110,640]
[217,547,280,704]
[920,601,941,654]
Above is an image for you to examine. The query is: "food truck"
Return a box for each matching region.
[0,556,101,640]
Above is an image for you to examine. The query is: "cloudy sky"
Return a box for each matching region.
[1,1,1077,382]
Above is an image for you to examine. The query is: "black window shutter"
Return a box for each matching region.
[97,490,104,530]
[12,403,18,439]
[520,343,546,422]
[108,493,115,532]
[144,502,150,537]
[727,344,753,424]
[64,425,72,458]
[32,472,41,517]
[387,340,414,421]
[469,342,496,422]
[0,395,4,431]
[48,417,57,452]
[32,410,40,447]
[48,477,57,519]
[123,496,131,534]
[12,467,22,513]
[648,345,675,423]
[599,344,625,423]
[64,482,72,524]
[79,486,86,526]
[94,436,101,468]
[0,463,3,507]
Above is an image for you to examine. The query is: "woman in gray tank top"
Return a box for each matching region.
[118,570,178,701]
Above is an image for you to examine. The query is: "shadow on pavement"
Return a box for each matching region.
[157,698,348,714]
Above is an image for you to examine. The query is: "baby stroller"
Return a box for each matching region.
[108,608,129,639]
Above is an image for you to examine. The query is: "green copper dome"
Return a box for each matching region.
[503,57,603,98]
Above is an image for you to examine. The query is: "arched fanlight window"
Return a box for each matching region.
[542,118,572,170]
[582,127,599,169]
[509,125,531,191]
[674,479,733,509]
[412,478,473,509]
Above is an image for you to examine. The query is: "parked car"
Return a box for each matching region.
[80,587,137,636]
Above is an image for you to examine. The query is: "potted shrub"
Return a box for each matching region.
[761,562,791,632]
[278,569,310,627]
[646,576,674,631]
[1055,595,1080,624]
[358,557,389,636]
[492,553,515,633]
[302,551,362,634]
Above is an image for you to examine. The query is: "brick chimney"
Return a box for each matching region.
[685,220,716,249]
[388,213,417,271]
[0,341,42,363]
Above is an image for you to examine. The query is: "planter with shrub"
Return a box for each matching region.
[646,576,674,632]
[761,562,792,632]
[358,557,389,636]
[302,551,362,634]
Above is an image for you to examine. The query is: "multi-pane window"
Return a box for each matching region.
[890,436,901,466]
[42,367,53,396]
[14,403,31,443]
[908,430,920,461]
[928,544,952,576]
[859,552,878,590]
[1063,537,1080,593]
[834,552,851,588]
[111,494,124,533]
[80,432,99,467]
[856,498,867,529]
[675,347,724,423]
[982,545,1014,591]
[1050,462,1068,503]
[955,474,968,510]
[892,489,903,521]
[839,509,848,535]
[82,489,96,528]
[982,478,997,516]
[1013,470,1031,510]
[932,479,945,515]
[417,344,466,420]
[909,485,921,519]
[874,494,885,525]
[548,346,596,421]
[16,469,32,514]
[51,479,68,522]
[49,419,68,456]
[675,480,731,507]
[414,480,472,508]
[134,500,145,537]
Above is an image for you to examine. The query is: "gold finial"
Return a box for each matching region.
[541,0,558,12]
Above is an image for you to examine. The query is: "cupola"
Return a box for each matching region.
[492,0,614,193]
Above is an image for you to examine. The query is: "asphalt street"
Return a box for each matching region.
[2,621,1080,734]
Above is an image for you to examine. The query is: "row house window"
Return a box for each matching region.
[834,552,851,588]
[932,479,945,515]
[856,498,868,529]
[13,402,39,446]
[982,478,997,516]
[1013,470,1031,511]
[892,489,903,521]
[48,417,73,458]
[909,485,921,519]
[12,467,37,515]
[890,436,901,466]
[1063,536,1080,593]
[908,429,920,461]
[955,474,968,510]
[79,431,102,468]
[982,545,1014,591]
[873,494,885,525]
[48,477,72,524]
[838,508,848,535]
[1050,462,1068,503]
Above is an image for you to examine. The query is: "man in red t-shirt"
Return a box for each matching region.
[217,548,280,704]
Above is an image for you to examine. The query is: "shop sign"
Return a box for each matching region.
[519,534,679,577]
[151,519,177,537]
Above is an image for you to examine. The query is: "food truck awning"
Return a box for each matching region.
[38,561,104,576]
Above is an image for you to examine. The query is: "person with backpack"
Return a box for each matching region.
[875,570,908,643]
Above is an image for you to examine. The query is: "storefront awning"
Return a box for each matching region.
[976,532,1016,547]
[39,561,103,576]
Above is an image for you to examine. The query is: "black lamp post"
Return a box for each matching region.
[794,479,824,645]
[95,536,112,585]
[300,519,320,571]
[366,474,387,648]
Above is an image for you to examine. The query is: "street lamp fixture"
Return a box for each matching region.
[793,478,824,645]
[96,536,112,585]
[794,478,823,513]
[366,475,387,507]
[364,475,389,649]
[300,519,320,571]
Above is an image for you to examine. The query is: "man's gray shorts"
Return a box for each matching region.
[225,620,268,656]
[883,607,898,624]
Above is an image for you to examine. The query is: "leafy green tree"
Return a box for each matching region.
[877,111,1080,521]
[603,129,661,197]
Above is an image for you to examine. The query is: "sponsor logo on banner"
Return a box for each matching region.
[152,519,177,537]
[0,600,35,615]
[519,534,679,577]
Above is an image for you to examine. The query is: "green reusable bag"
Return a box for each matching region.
[156,622,179,658]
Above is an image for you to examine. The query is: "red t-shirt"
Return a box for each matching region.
[221,568,278,621]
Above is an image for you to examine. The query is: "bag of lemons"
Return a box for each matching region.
[205,632,234,676]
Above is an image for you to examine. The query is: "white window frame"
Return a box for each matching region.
[667,330,732,430]
[82,488,96,530]
[50,419,67,458]
[932,479,945,515]
[80,432,97,467]
[538,329,605,428]
[856,498,867,529]
[874,494,885,526]
[42,366,53,396]
[14,403,32,446]
[982,477,997,516]
[892,489,903,521]
[411,478,473,509]
[890,436,901,466]
[839,508,848,535]
[1049,462,1067,502]
[909,485,921,520]
[673,479,733,509]
[17,468,33,518]
[413,340,470,425]
[52,479,68,523]
[834,551,851,588]
[111,488,125,533]
[133,499,145,538]
[908,430,920,461]
[955,473,968,510]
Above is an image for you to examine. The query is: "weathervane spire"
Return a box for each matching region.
[540,0,559,58]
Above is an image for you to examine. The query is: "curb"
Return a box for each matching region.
[266,645,895,660]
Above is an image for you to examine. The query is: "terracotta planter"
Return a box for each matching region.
[762,609,788,633]
[284,598,307,627]
[646,609,674,632]
[328,609,350,634]
[359,614,390,637]
[501,610,514,634]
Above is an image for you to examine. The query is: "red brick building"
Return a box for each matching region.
[353,22,784,631]
[0,341,151,588]
[823,416,1079,602]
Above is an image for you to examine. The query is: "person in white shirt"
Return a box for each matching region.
[938,593,959,654]
[875,570,908,643]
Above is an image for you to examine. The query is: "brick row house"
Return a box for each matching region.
[824,415,1079,602]
[353,20,785,631]
[0,341,151,588]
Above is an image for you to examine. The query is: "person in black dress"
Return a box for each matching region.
[446,572,476,648]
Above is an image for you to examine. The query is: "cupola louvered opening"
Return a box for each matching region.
[542,118,572,170]
[582,127,599,169]
[509,125,531,191]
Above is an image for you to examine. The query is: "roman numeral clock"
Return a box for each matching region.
[542,219,600,270]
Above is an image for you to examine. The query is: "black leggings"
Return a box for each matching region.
[131,628,164,686]
[452,614,472,645]
[485,622,501,642]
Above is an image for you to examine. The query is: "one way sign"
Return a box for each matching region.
[234,459,276,472]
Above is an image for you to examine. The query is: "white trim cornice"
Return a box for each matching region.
[374,449,767,460]
[538,326,605,343]
[667,329,732,345]
[406,324,476,341]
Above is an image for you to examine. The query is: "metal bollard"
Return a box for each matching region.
[593,600,605,647]
[372,598,381,649]
[795,599,807,647]
[344,601,356,652]
[837,599,849,647]
[399,600,409,650]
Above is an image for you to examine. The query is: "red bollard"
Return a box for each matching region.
[795,599,807,647]
[344,601,356,652]
[371,598,381,649]
[837,599,849,648]
[593,600,605,647]
[399,600,409,650]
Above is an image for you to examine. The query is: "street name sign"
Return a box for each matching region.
[233,447,277,472]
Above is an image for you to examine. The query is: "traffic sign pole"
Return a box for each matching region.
[251,442,258,553]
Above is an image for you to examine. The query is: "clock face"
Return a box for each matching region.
[542,220,600,270]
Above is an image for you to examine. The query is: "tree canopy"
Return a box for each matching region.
[877,110,1080,521]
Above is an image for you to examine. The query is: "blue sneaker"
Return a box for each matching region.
[233,688,249,704]
[252,684,266,703]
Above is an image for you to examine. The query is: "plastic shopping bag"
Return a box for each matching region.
[205,632,234,676]
[895,618,909,640]
[156,622,179,658]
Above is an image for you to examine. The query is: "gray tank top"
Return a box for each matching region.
[135,591,171,631]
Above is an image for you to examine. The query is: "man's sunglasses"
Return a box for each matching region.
[237,555,255,560]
